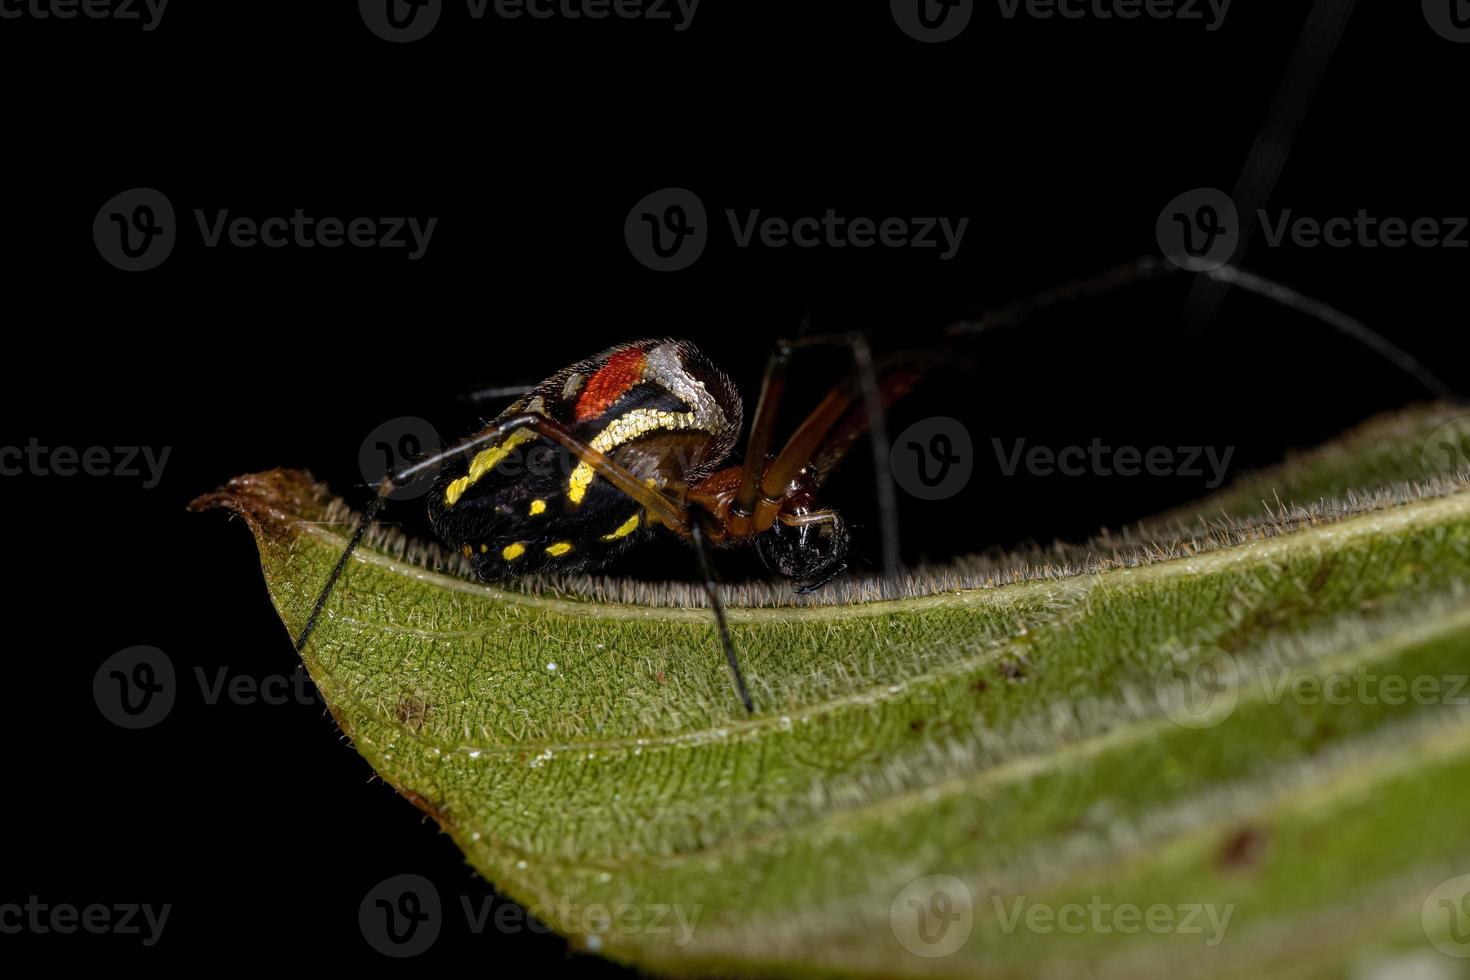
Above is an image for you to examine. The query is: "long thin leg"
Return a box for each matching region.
[1207,264,1452,399]
[690,518,753,714]
[947,255,1451,399]
[732,324,850,520]
[754,335,899,564]
[733,339,794,520]
[845,334,901,590]
[731,332,904,588]
[946,255,1175,337]
[294,412,692,653]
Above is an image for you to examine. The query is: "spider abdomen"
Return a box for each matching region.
[427,338,743,579]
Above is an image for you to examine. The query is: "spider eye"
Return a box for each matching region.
[756,510,849,594]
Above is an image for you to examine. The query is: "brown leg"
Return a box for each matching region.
[732,332,870,536]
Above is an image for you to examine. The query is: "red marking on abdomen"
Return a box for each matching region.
[575,348,647,421]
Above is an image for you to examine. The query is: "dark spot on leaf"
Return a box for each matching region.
[1000,659,1027,682]
[1218,825,1269,871]
[396,694,430,731]
[970,678,989,694]
[909,720,926,734]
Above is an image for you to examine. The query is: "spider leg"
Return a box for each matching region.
[1206,264,1452,399]
[294,412,691,653]
[947,254,1450,399]
[729,333,903,590]
[690,517,753,714]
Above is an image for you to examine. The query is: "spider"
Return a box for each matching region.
[297,328,924,713]
[291,256,1450,714]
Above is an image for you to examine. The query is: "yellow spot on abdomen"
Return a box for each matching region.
[501,542,526,561]
[601,513,641,540]
[529,499,547,515]
[444,428,538,507]
[546,542,574,557]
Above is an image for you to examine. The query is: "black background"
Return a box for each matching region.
[2,0,1465,970]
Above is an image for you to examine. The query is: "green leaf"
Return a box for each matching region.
[192,403,1470,977]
